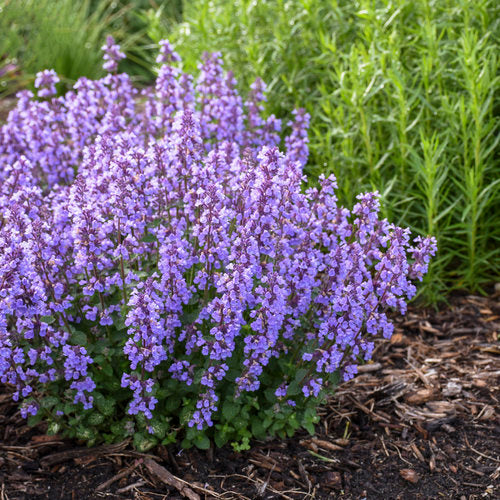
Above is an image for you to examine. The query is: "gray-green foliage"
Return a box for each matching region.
[164,0,500,300]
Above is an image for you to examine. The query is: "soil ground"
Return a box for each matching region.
[1,292,498,499]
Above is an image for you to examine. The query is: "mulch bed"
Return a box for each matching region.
[1,292,499,500]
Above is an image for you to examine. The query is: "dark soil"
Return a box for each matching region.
[1,293,499,500]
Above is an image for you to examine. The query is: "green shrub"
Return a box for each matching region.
[0,42,435,450]
[163,0,500,300]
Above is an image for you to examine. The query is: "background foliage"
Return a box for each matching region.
[1,0,499,301]
[0,0,178,94]
[166,0,500,301]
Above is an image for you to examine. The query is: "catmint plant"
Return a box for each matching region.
[0,37,436,451]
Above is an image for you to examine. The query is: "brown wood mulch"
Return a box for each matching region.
[0,292,498,500]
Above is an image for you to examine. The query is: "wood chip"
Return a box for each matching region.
[310,438,343,452]
[96,459,142,492]
[332,438,350,446]
[249,455,282,473]
[390,333,405,344]
[405,388,436,405]
[357,363,382,373]
[400,468,420,484]
[429,453,436,472]
[144,458,200,500]
[324,471,342,489]
[410,443,425,462]
[419,322,441,335]
[298,459,312,490]
[443,381,462,397]
[425,401,455,414]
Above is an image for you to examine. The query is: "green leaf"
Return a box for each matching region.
[111,329,127,342]
[40,315,56,325]
[161,432,178,446]
[181,438,193,449]
[93,354,105,365]
[63,403,74,415]
[133,432,156,452]
[264,388,277,402]
[149,419,168,439]
[164,396,181,412]
[262,416,272,430]
[92,391,104,405]
[76,425,96,442]
[286,415,300,437]
[88,412,105,426]
[179,405,194,426]
[303,420,316,436]
[251,418,266,439]
[27,412,44,427]
[181,308,200,324]
[141,233,157,243]
[111,421,130,437]
[231,437,250,452]
[294,368,308,383]
[232,416,247,431]
[185,426,197,441]
[287,381,301,396]
[101,363,114,378]
[328,369,341,387]
[194,433,211,450]
[95,397,115,417]
[40,396,59,409]
[71,330,87,345]
[47,422,61,435]
[270,420,284,434]
[114,316,128,332]
[94,340,111,353]
[222,401,239,421]
[248,398,260,410]
[214,432,229,448]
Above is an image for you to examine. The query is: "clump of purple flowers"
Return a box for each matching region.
[0,38,436,445]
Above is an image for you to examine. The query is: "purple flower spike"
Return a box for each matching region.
[34,69,59,98]
[157,39,181,64]
[102,35,125,73]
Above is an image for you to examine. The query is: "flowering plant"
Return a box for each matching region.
[0,39,436,450]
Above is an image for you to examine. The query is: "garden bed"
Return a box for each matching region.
[1,292,498,499]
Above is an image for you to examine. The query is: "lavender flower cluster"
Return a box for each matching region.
[0,38,436,437]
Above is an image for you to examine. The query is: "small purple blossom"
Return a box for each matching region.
[102,36,125,73]
[156,39,181,64]
[275,383,288,398]
[302,378,323,398]
[34,69,59,98]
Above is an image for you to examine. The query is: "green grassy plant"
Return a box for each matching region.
[0,0,142,94]
[163,0,500,300]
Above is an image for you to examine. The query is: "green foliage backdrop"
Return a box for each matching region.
[166,0,500,300]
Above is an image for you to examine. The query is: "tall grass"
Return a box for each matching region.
[165,0,500,300]
[0,0,141,94]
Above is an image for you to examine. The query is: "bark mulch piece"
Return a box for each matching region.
[1,292,498,499]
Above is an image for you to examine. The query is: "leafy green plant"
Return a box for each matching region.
[162,0,500,299]
[0,41,435,451]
